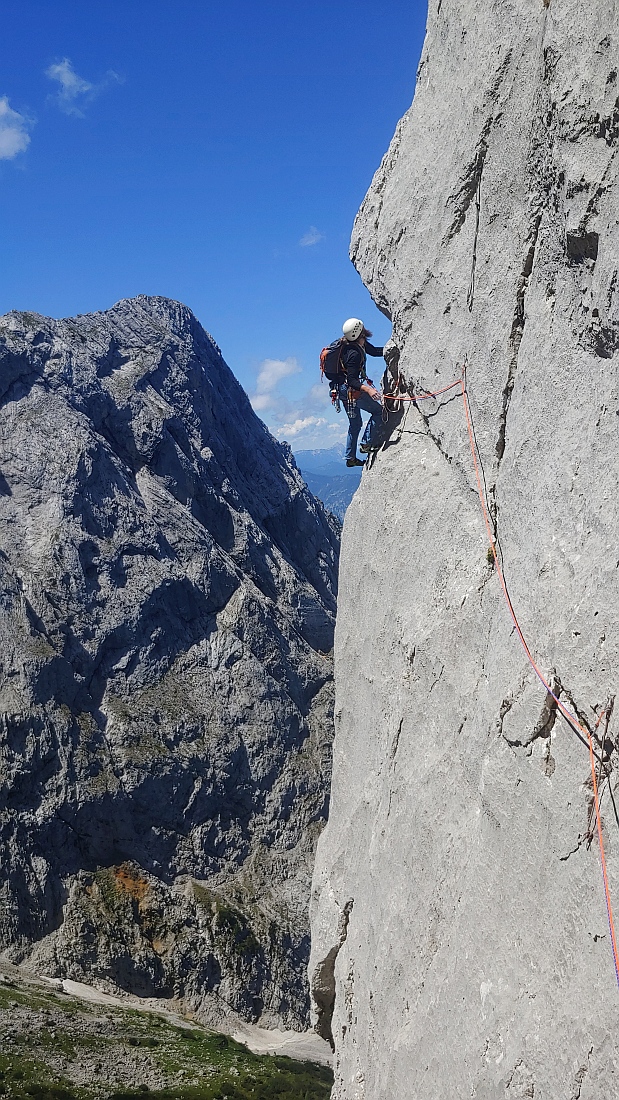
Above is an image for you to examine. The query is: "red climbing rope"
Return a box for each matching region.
[386,365,619,989]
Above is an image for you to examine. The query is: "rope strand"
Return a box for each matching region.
[387,366,619,989]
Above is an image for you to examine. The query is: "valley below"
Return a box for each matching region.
[0,963,333,1099]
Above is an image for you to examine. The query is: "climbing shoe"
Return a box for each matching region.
[346,458,365,467]
[359,442,379,454]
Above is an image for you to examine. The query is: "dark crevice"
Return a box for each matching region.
[462,373,498,543]
[467,174,482,311]
[387,717,404,818]
[553,685,618,790]
[492,26,561,463]
[495,212,543,461]
[543,45,560,82]
[559,835,586,861]
[429,665,445,693]
[573,1047,594,1100]
[409,386,463,468]
[567,231,599,264]
[311,898,353,1051]
[585,100,619,151]
[553,690,619,859]
[390,717,403,762]
[415,411,453,465]
[583,699,619,845]
[443,51,513,247]
[532,679,560,741]
[506,1061,536,1096]
[496,695,515,736]
[555,679,594,742]
[501,671,560,749]
[445,140,488,244]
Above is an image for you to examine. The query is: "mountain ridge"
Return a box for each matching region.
[0,294,338,1030]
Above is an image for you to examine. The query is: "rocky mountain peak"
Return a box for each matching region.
[0,294,338,1029]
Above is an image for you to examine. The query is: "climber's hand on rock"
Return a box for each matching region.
[383,339,400,371]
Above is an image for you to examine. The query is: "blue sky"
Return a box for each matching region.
[1,0,428,449]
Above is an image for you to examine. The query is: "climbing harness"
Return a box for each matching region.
[381,363,619,990]
[346,387,359,416]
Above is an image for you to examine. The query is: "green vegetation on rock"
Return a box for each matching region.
[0,979,332,1100]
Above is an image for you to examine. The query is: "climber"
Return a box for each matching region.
[337,318,385,467]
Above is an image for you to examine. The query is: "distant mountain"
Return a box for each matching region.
[294,444,348,478]
[0,295,339,1031]
[294,445,362,522]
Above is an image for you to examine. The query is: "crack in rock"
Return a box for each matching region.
[495,212,543,461]
[310,898,353,1051]
[556,679,596,738]
[498,672,560,750]
[506,1058,535,1096]
[415,409,453,465]
[571,1046,594,1100]
[559,835,587,862]
[445,139,488,245]
[444,52,514,245]
[429,665,445,693]
[390,717,404,762]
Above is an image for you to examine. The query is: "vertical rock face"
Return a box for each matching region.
[0,295,339,1029]
[310,1,619,1096]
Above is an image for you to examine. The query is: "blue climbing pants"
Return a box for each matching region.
[339,383,384,462]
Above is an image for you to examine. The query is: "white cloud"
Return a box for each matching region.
[274,416,328,438]
[0,97,32,159]
[307,382,331,406]
[299,226,324,247]
[250,392,272,411]
[249,356,348,447]
[274,415,347,449]
[250,357,301,411]
[45,58,121,117]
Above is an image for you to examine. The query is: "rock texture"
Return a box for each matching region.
[310,2,619,1096]
[0,295,339,1030]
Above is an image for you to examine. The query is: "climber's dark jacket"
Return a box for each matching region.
[337,341,384,391]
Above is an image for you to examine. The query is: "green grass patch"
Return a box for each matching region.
[0,1051,84,1100]
[108,1056,334,1099]
[0,983,333,1100]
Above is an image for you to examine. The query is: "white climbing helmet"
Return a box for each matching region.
[342,317,364,342]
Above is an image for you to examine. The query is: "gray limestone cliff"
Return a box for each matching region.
[0,295,339,1030]
[310,1,619,1096]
